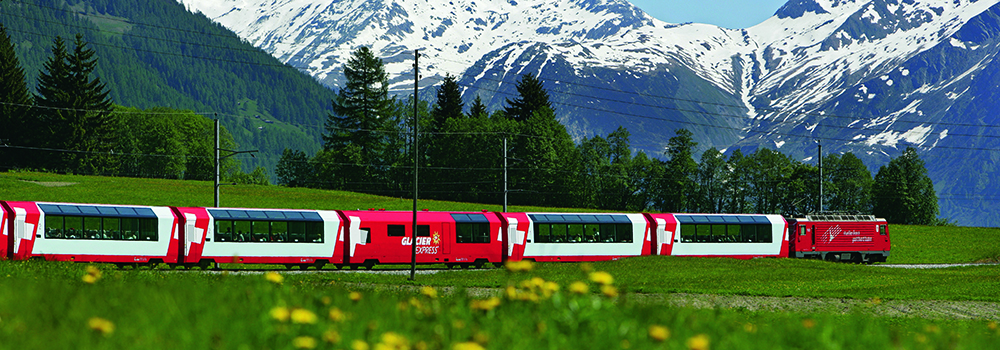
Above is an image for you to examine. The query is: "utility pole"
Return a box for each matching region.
[818,139,823,213]
[410,49,419,281]
[503,136,508,212]
[214,117,258,207]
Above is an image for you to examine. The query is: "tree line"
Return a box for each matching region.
[277,47,941,225]
[0,25,265,183]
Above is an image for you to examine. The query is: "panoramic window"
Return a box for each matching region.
[44,215,158,241]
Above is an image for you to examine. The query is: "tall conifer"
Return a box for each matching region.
[0,24,33,168]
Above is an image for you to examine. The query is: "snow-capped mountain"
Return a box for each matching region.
[179,0,1000,226]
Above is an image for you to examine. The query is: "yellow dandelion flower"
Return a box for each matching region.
[802,319,816,329]
[743,323,757,333]
[452,320,466,329]
[82,265,102,283]
[87,317,115,336]
[82,274,99,284]
[321,296,332,305]
[648,325,670,342]
[352,339,370,350]
[270,306,290,322]
[686,334,710,350]
[380,332,409,348]
[291,308,318,324]
[620,339,631,349]
[415,341,428,350]
[915,333,928,343]
[600,285,618,298]
[589,271,613,285]
[471,297,501,311]
[329,308,346,322]
[569,281,589,294]
[504,260,533,272]
[293,336,317,349]
[579,262,593,273]
[421,286,438,299]
[265,272,284,284]
[989,321,998,330]
[924,324,940,334]
[452,342,485,350]
[323,329,341,344]
[541,281,559,297]
[350,291,363,302]
[505,285,518,299]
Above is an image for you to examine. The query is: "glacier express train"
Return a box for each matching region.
[0,201,890,268]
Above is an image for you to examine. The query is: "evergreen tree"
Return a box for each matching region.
[469,95,488,119]
[35,34,115,173]
[825,152,873,213]
[512,106,577,207]
[425,75,465,197]
[275,148,313,187]
[429,74,463,131]
[504,74,553,122]
[0,24,33,169]
[872,147,938,225]
[694,147,729,213]
[656,129,698,212]
[321,47,397,192]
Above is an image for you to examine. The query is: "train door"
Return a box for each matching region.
[441,222,452,255]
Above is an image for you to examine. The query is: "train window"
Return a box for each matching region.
[65,216,83,238]
[216,220,234,242]
[551,224,568,243]
[83,217,102,239]
[696,225,711,243]
[271,221,288,242]
[304,222,323,243]
[45,215,65,238]
[140,218,157,241]
[879,225,887,236]
[252,221,270,242]
[360,228,371,244]
[535,224,551,243]
[756,225,773,243]
[799,226,807,236]
[568,224,585,243]
[417,225,430,237]
[387,225,405,237]
[233,221,251,242]
[103,217,120,240]
[122,218,140,240]
[680,225,696,242]
[457,223,490,244]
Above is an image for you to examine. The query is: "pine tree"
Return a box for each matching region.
[504,74,553,122]
[276,148,313,187]
[322,46,397,192]
[873,147,938,225]
[468,95,488,119]
[655,129,699,212]
[0,24,33,169]
[429,74,463,132]
[35,34,115,173]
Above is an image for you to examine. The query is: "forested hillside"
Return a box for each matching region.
[0,0,336,175]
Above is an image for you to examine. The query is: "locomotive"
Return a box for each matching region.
[0,200,890,268]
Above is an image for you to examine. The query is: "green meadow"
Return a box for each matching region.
[2,171,999,349]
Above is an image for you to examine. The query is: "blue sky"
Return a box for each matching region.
[628,0,791,29]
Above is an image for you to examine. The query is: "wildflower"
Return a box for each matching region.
[869,297,882,305]
[924,324,940,334]
[801,319,816,329]
[350,291,363,302]
[989,321,998,330]
[540,281,559,297]
[83,265,102,284]
[377,332,409,350]
[291,308,318,324]
[421,286,438,299]
[265,272,284,284]
[648,325,670,342]
[915,333,928,343]
[322,296,332,305]
[415,341,428,350]
[620,339,631,349]
[589,271,613,285]
[579,262,593,273]
[504,260,533,272]
[505,285,518,299]
[87,317,115,336]
[470,297,501,311]
[686,334,710,350]
[473,331,489,344]
[352,340,370,350]
[329,308,346,322]
[323,329,341,344]
[270,306,290,322]
[600,285,618,298]
[293,336,317,349]
[452,342,485,350]
[743,323,757,333]
[452,320,466,329]
[569,281,589,294]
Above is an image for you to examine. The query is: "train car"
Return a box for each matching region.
[652,213,788,259]
[788,214,889,263]
[173,206,344,269]
[0,201,180,265]
[496,212,652,262]
[340,210,503,269]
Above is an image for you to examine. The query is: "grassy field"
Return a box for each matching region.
[3,171,1000,348]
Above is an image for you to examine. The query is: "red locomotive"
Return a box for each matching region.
[787,213,890,263]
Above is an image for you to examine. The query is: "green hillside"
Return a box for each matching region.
[0,0,335,177]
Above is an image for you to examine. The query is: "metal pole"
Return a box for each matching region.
[503,136,508,212]
[410,49,419,281]
[214,117,220,208]
[818,139,823,213]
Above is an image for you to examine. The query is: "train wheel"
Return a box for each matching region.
[313,261,327,270]
[350,264,359,270]
[199,260,216,270]
[285,264,296,270]
[461,264,471,269]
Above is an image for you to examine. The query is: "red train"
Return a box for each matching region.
[0,201,890,268]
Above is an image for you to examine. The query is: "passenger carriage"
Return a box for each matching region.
[658,213,788,259]
[340,210,503,269]
[496,212,653,262]
[173,206,344,269]
[0,201,179,265]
